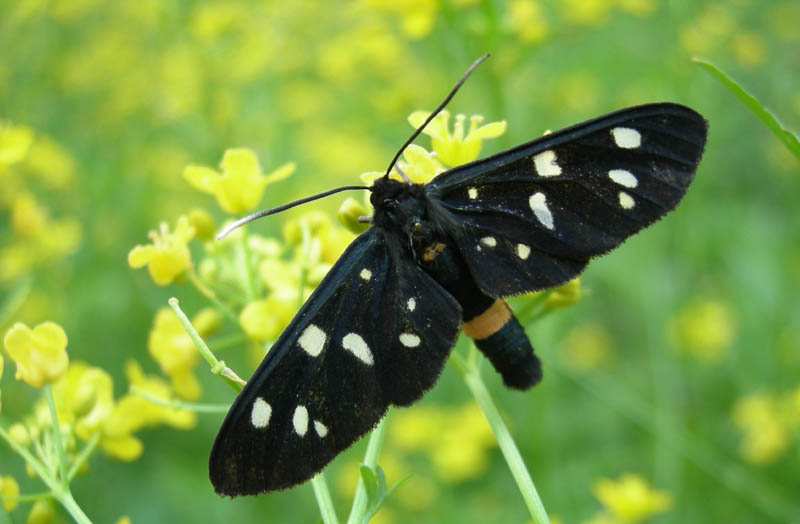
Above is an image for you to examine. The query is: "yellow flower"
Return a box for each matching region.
[102,360,196,461]
[337,197,370,235]
[3,321,69,388]
[0,475,19,511]
[731,393,790,464]
[408,110,506,167]
[239,296,296,343]
[128,215,195,286]
[183,148,295,214]
[390,403,495,483]
[11,191,47,236]
[148,307,220,400]
[24,134,77,189]
[49,361,114,440]
[592,474,672,523]
[26,499,56,524]
[0,121,35,172]
[365,0,439,39]
[668,298,736,362]
[561,322,614,371]
[187,207,216,241]
[361,144,445,187]
[506,0,549,43]
[543,278,582,310]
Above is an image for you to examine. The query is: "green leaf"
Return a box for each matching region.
[359,466,379,508]
[693,57,800,161]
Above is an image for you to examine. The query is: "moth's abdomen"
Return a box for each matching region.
[464,299,542,390]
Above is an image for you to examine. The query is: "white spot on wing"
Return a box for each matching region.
[399,333,421,348]
[619,191,635,209]
[360,268,372,281]
[407,298,416,312]
[298,324,326,357]
[611,127,641,149]
[608,169,638,188]
[529,192,555,230]
[251,397,271,429]
[293,405,309,436]
[468,187,478,199]
[314,420,328,438]
[516,243,531,260]
[533,150,561,177]
[342,333,374,365]
[480,236,497,247]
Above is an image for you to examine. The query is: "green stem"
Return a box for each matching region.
[130,386,230,413]
[186,265,239,325]
[238,225,258,300]
[346,417,388,524]
[68,433,99,481]
[311,473,339,524]
[0,421,93,524]
[44,385,69,493]
[451,347,550,524]
[168,297,243,393]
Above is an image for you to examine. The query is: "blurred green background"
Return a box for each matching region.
[1,0,799,523]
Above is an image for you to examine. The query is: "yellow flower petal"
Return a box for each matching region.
[263,161,297,184]
[3,321,69,388]
[220,148,260,176]
[0,475,20,511]
[182,165,220,194]
[127,244,155,268]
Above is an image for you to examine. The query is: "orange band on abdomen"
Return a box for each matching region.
[462,299,511,340]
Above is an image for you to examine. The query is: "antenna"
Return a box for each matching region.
[383,53,490,178]
[216,185,367,239]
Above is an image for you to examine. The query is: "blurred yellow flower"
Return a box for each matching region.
[0,121,35,172]
[668,298,736,362]
[592,473,672,523]
[183,148,295,214]
[732,32,766,68]
[26,498,56,524]
[731,392,791,464]
[3,321,69,388]
[48,362,114,441]
[390,403,495,483]
[148,307,220,400]
[24,134,77,189]
[239,296,296,343]
[102,360,196,461]
[187,207,216,242]
[506,0,549,43]
[561,321,614,371]
[543,278,582,310]
[560,0,611,25]
[0,475,19,511]
[408,110,507,167]
[365,0,439,39]
[128,215,195,286]
[11,191,47,236]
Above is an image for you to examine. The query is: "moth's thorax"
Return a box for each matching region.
[370,177,440,246]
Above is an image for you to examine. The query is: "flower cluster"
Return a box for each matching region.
[1,321,195,521]
[732,387,800,464]
[587,473,673,524]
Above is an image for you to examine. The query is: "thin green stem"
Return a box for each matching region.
[346,417,388,524]
[311,473,339,524]
[186,265,239,325]
[44,385,69,493]
[451,348,550,524]
[168,297,243,393]
[238,225,258,300]
[59,491,92,524]
[130,386,230,413]
[68,433,99,481]
[0,425,50,484]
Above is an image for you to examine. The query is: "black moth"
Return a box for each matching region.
[209,66,707,497]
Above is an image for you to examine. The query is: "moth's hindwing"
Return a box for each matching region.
[426,103,708,296]
[209,229,462,496]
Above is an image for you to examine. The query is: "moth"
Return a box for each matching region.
[209,56,708,496]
